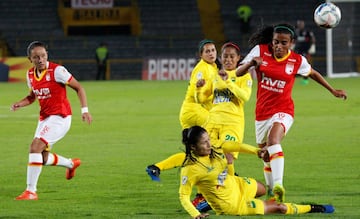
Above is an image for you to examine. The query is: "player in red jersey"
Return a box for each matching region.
[11,41,93,200]
[235,23,347,203]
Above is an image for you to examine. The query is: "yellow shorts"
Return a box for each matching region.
[237,177,264,215]
[179,103,209,129]
[205,123,244,159]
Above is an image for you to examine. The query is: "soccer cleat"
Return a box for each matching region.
[66,158,81,180]
[192,193,212,213]
[146,165,161,182]
[266,188,276,201]
[15,190,38,200]
[301,78,309,85]
[310,204,335,213]
[273,184,285,203]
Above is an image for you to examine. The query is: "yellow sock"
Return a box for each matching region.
[285,203,311,214]
[155,153,185,171]
[227,164,235,175]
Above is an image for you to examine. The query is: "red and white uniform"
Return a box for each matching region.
[27,62,73,121]
[242,44,311,121]
[27,62,74,147]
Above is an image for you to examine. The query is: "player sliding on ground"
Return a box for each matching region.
[178,126,334,218]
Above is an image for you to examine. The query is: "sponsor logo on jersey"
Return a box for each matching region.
[260,73,286,93]
[33,88,51,99]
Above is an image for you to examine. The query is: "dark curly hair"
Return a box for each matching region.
[248,23,295,48]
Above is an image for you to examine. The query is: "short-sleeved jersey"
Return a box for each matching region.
[241,44,311,120]
[182,59,218,111]
[27,62,73,120]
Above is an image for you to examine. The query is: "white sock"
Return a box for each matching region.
[267,144,284,187]
[26,153,43,193]
[263,161,273,190]
[45,153,72,168]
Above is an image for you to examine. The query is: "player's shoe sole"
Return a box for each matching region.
[15,190,38,200]
[66,158,81,180]
[310,204,335,213]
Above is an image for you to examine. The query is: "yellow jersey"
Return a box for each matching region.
[179,147,262,217]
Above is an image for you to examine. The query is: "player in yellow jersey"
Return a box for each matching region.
[179,126,334,218]
[146,42,254,182]
[146,39,218,181]
[180,39,218,128]
[199,42,253,176]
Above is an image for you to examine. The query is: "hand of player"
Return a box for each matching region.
[258,147,270,162]
[332,89,347,100]
[251,57,263,68]
[82,112,93,125]
[196,79,206,88]
[10,103,21,111]
[218,69,228,80]
[194,213,209,219]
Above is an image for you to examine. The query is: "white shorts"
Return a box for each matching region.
[255,113,294,145]
[34,115,72,149]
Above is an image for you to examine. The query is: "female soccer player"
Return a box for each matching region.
[235,23,347,202]
[146,42,255,180]
[11,41,93,200]
[146,39,218,180]
[197,42,253,176]
[179,126,334,218]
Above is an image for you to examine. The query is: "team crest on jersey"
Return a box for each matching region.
[46,74,51,81]
[196,72,203,80]
[285,62,294,75]
[231,77,236,82]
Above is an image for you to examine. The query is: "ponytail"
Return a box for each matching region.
[248,23,296,48]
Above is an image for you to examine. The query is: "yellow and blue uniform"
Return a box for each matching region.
[179,147,264,218]
[179,59,218,129]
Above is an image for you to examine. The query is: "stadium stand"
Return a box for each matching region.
[0,0,358,80]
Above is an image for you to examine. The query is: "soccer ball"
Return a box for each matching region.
[314,2,341,29]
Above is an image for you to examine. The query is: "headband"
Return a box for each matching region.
[221,42,240,52]
[198,39,214,53]
[274,25,295,37]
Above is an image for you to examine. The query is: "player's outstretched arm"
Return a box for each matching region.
[309,68,347,100]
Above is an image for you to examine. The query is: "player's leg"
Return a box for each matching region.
[146,104,209,181]
[264,200,334,214]
[221,124,243,176]
[16,115,78,200]
[39,116,79,180]
[15,137,46,200]
[153,152,185,171]
[266,113,294,203]
[146,152,185,181]
[255,120,273,200]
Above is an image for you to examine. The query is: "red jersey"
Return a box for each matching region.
[242,44,311,120]
[27,62,73,120]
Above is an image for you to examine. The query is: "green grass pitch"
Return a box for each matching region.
[0,77,359,219]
